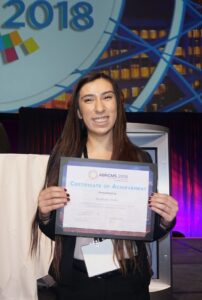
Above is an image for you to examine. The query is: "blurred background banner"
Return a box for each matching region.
[0,0,201,112]
[0,0,125,111]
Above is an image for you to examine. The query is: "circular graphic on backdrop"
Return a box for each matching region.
[130,0,185,111]
[92,0,186,112]
[0,0,125,112]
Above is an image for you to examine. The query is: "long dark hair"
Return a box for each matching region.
[31,72,147,277]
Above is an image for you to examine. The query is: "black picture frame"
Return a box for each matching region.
[55,157,157,241]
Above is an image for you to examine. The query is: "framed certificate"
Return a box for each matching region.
[55,157,157,241]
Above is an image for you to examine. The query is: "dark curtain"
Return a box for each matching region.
[126,113,202,237]
[18,108,202,237]
[19,107,67,154]
[0,122,11,153]
[0,113,19,153]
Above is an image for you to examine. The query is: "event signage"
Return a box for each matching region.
[0,0,125,111]
[2,1,94,31]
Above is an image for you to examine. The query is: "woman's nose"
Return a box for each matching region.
[94,98,105,112]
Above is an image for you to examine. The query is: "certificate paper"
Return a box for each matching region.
[55,157,157,240]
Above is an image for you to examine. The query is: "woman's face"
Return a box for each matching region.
[77,78,117,138]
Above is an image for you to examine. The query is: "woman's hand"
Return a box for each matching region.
[38,186,69,219]
[149,193,178,226]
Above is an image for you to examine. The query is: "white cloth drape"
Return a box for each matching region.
[0,154,53,300]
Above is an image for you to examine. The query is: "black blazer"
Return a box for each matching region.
[39,209,175,285]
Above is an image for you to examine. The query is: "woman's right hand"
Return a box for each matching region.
[38,186,69,218]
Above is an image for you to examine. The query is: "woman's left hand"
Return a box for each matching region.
[149,193,179,226]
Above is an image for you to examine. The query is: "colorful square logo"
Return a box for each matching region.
[0,31,39,63]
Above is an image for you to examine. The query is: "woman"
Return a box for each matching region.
[31,72,178,300]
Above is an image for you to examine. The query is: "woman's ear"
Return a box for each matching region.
[77,109,82,119]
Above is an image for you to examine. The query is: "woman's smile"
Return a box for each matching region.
[92,116,109,125]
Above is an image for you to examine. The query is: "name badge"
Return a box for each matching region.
[82,239,120,277]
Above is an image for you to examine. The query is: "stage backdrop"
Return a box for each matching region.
[0,0,201,112]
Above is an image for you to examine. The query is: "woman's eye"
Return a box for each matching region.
[104,94,113,100]
[84,97,93,103]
